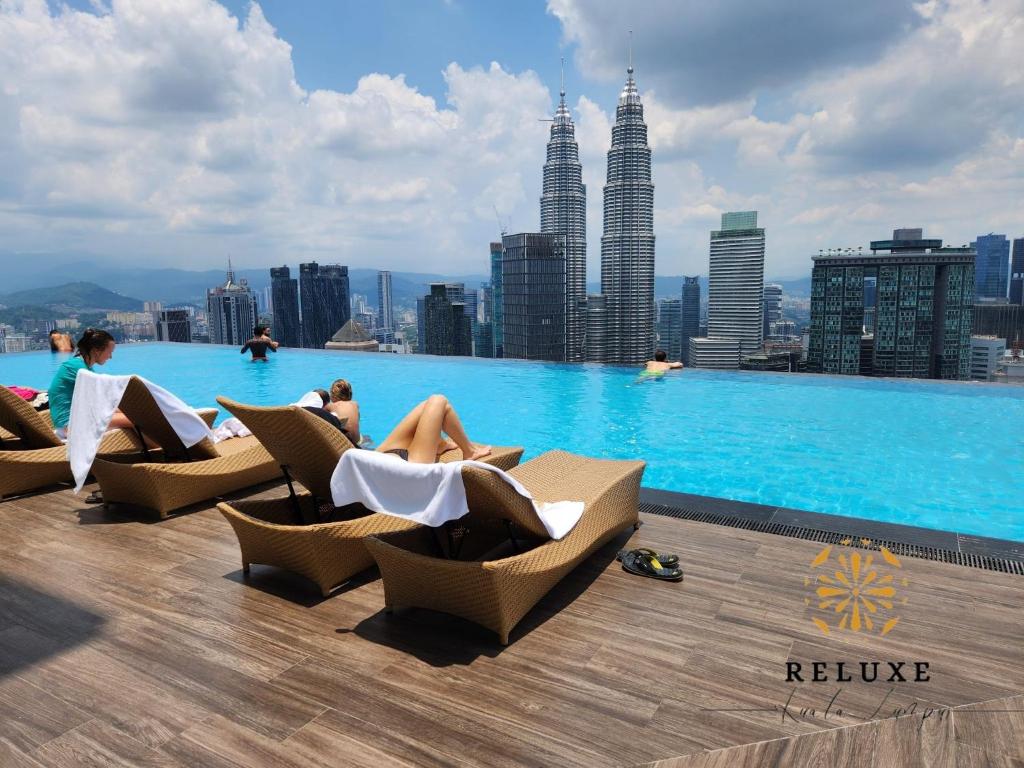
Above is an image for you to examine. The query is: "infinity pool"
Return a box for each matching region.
[4,343,1023,541]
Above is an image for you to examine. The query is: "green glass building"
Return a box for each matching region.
[808,229,975,379]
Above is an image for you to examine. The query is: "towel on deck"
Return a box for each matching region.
[67,370,214,492]
[329,448,584,540]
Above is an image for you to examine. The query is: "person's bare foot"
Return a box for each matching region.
[467,443,492,461]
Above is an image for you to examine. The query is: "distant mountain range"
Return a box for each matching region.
[0,282,143,311]
[0,259,812,309]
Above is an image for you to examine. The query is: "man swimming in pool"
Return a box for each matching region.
[240,325,279,361]
[645,349,683,373]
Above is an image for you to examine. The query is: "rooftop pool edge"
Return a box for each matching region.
[639,486,1024,565]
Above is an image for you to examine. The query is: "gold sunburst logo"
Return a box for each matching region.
[804,538,909,637]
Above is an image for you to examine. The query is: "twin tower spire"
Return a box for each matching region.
[539,52,655,364]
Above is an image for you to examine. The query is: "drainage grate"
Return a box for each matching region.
[639,503,1024,576]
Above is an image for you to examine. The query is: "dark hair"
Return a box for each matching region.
[654,349,667,362]
[313,388,330,406]
[330,379,352,402]
[75,328,114,362]
[254,325,267,337]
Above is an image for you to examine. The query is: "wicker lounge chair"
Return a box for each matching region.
[213,397,525,596]
[89,378,279,518]
[363,449,646,644]
[0,385,153,498]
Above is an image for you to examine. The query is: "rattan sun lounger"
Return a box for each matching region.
[89,378,279,517]
[213,397,525,595]
[0,385,151,498]
[363,449,646,644]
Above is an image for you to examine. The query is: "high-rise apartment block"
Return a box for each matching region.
[501,233,567,362]
[597,62,655,365]
[156,310,191,343]
[422,283,472,356]
[490,242,504,358]
[808,228,975,379]
[690,212,765,369]
[1010,237,1024,305]
[540,76,586,362]
[299,262,350,349]
[974,234,1010,300]
[270,266,301,347]
[207,265,257,346]
[969,336,1006,381]
[763,283,783,339]
[656,298,682,361]
[377,270,394,333]
[680,276,700,365]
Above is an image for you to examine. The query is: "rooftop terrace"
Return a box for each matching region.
[2,477,1022,766]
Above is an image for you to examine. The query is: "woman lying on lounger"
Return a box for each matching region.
[376,394,491,464]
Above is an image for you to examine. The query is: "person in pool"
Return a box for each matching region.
[375,394,490,463]
[644,349,684,373]
[240,325,279,361]
[48,328,136,440]
[48,329,74,352]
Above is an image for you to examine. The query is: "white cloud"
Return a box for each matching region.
[0,0,551,274]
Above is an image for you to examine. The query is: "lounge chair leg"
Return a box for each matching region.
[320,586,332,598]
[633,520,642,530]
[499,632,510,646]
[242,562,250,575]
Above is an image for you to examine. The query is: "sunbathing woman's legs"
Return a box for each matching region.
[377,395,490,464]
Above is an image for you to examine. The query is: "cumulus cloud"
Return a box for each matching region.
[0,0,551,272]
[548,0,921,106]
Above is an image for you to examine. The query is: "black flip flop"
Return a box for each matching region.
[85,490,104,505]
[616,547,680,568]
[620,549,683,581]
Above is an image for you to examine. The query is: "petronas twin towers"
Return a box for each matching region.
[539,61,654,364]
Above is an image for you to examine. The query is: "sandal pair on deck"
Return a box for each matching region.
[617,547,684,582]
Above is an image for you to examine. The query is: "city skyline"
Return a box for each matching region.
[1,1,1022,281]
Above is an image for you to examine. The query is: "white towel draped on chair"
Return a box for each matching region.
[329,449,585,540]
[67,370,214,492]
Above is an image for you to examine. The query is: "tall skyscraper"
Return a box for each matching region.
[377,270,394,333]
[808,228,975,379]
[299,262,350,348]
[691,212,765,368]
[763,283,783,340]
[974,234,1010,300]
[656,298,682,361]
[540,66,586,362]
[1010,237,1024,305]
[422,283,472,356]
[270,265,300,347]
[598,59,655,365]
[680,276,700,365]
[501,232,567,361]
[156,309,191,343]
[584,294,609,362]
[206,263,257,346]
[490,242,504,358]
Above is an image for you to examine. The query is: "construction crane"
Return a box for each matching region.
[493,205,509,237]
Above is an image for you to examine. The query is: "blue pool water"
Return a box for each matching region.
[4,343,1023,541]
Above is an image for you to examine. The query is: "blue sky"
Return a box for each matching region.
[5,0,1023,280]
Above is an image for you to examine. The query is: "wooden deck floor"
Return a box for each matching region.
[1,480,1022,767]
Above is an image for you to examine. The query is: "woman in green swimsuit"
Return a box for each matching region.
[48,328,135,439]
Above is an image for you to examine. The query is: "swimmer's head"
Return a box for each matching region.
[654,349,667,362]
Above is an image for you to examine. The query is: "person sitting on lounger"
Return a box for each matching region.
[644,349,684,373]
[376,394,491,464]
[48,328,136,440]
[324,378,364,446]
[240,325,279,361]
